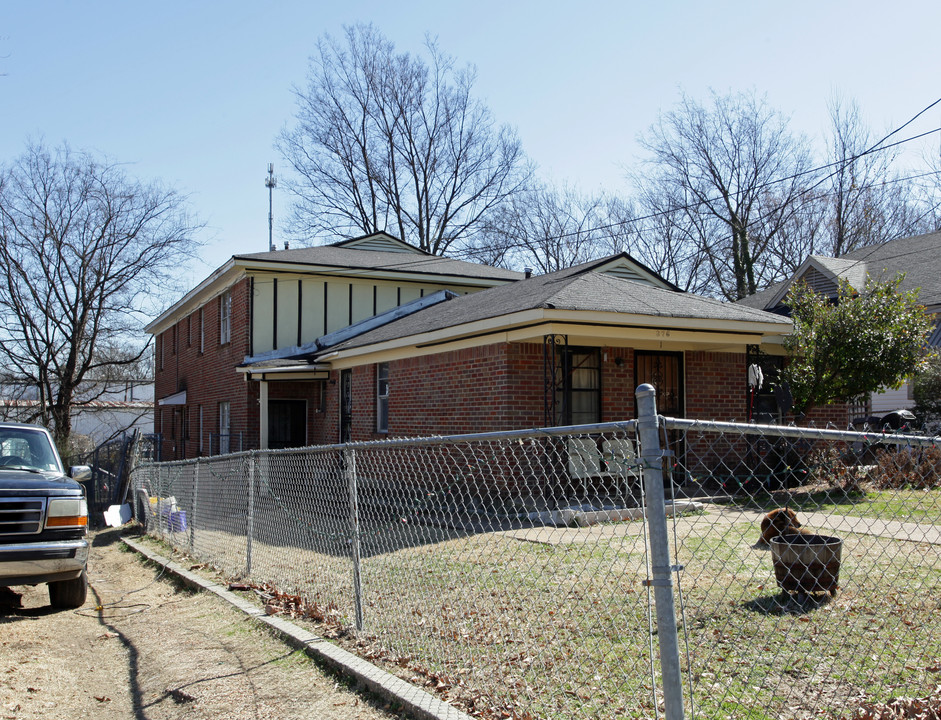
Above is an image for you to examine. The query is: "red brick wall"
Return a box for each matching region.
[685,351,749,421]
[347,343,545,440]
[158,326,852,455]
[153,279,253,460]
[601,348,635,420]
[316,345,765,447]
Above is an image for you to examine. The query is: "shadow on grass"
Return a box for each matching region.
[707,485,870,514]
[744,591,834,616]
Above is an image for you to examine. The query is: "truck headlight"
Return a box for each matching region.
[45,498,88,530]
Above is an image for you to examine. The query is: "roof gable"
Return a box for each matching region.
[333,232,426,254]
[588,255,679,290]
[751,231,941,313]
[764,255,870,309]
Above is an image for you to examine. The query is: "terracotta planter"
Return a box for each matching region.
[770,534,842,596]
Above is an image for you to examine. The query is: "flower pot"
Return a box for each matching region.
[770,534,842,596]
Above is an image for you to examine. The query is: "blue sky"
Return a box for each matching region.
[2,1,939,289]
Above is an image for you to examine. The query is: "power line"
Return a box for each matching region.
[481,98,941,250]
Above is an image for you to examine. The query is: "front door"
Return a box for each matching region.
[268,400,307,449]
[635,351,684,417]
[635,351,685,483]
[339,369,353,443]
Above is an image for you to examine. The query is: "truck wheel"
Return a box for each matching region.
[48,569,88,609]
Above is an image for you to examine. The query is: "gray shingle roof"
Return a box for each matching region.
[731,280,787,310]
[233,245,523,281]
[810,255,871,291]
[326,261,790,353]
[737,230,941,311]
[839,230,941,307]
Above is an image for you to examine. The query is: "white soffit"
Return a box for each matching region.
[157,390,187,406]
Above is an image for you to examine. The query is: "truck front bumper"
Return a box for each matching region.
[0,539,89,586]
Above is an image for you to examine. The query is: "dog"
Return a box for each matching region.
[759,507,808,545]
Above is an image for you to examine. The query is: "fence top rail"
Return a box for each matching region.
[136,420,640,470]
[663,416,941,447]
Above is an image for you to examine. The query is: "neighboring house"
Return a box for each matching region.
[0,379,154,451]
[148,232,802,462]
[69,381,154,449]
[737,229,941,418]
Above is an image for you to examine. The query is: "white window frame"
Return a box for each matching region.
[219,290,232,345]
[376,362,389,433]
[218,401,230,454]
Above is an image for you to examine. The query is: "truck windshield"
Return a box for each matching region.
[0,427,62,472]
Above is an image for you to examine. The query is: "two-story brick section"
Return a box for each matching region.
[149,232,830,464]
[147,233,522,459]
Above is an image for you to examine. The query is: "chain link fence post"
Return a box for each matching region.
[246,452,255,577]
[190,458,199,555]
[346,447,364,632]
[636,383,686,720]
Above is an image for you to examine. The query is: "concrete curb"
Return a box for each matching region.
[122,536,473,720]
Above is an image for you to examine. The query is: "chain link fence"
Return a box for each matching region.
[67,432,139,527]
[132,389,941,719]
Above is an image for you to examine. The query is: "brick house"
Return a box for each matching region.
[147,233,522,459]
[149,232,806,462]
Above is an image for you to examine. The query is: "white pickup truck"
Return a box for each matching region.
[0,422,92,608]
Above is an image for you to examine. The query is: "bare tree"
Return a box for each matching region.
[0,142,199,453]
[625,183,721,294]
[914,147,941,232]
[636,90,815,300]
[818,96,929,255]
[471,182,623,273]
[279,24,532,255]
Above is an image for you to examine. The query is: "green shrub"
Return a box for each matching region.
[912,353,941,431]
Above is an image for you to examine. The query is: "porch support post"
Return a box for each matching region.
[259,379,269,450]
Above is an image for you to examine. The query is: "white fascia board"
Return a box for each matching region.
[145,258,243,335]
[541,309,792,335]
[236,366,331,381]
[324,309,792,368]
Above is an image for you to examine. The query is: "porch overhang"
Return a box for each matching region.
[157,390,187,406]
[322,308,793,368]
[236,363,332,382]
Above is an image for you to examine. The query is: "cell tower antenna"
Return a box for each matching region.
[265,163,277,251]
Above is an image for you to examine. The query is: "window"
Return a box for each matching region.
[555,348,601,426]
[218,401,230,454]
[376,363,390,433]
[199,307,205,353]
[158,334,164,371]
[198,405,204,454]
[220,290,232,345]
